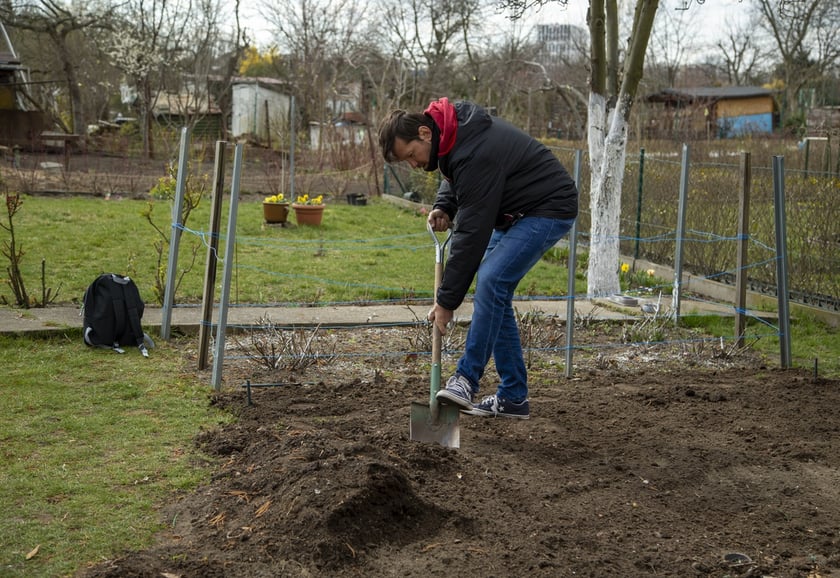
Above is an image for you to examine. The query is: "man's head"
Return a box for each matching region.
[378,110,434,169]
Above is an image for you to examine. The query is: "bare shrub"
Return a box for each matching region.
[235,315,337,372]
[403,306,466,357]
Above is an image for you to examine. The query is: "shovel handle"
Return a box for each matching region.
[427,222,452,266]
[427,223,451,407]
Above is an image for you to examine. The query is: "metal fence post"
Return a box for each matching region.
[160,126,190,340]
[211,144,244,391]
[564,149,582,379]
[772,156,792,368]
[672,143,690,322]
[633,147,645,264]
[734,151,751,348]
[289,96,296,200]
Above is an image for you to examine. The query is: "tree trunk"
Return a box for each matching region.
[53,30,85,139]
[142,80,154,159]
[586,0,659,298]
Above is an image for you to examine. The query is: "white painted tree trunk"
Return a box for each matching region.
[586,92,632,298]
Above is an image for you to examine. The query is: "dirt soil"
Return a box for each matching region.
[79,323,840,578]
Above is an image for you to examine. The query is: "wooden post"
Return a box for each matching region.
[198,141,228,370]
[264,100,271,149]
[735,152,751,348]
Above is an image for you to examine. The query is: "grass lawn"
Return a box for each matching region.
[0,191,838,577]
[0,334,228,577]
[6,195,582,307]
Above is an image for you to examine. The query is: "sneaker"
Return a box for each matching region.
[466,394,530,419]
[436,374,474,410]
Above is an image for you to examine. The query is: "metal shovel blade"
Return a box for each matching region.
[410,400,461,448]
[409,223,460,448]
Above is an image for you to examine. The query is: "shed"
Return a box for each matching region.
[0,22,48,147]
[231,78,292,144]
[153,91,223,139]
[309,111,368,149]
[645,86,777,139]
[0,22,24,111]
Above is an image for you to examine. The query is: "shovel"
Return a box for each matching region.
[409,224,461,448]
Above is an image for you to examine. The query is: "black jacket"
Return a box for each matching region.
[433,101,579,310]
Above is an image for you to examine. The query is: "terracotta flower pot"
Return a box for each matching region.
[263,202,290,224]
[292,204,325,226]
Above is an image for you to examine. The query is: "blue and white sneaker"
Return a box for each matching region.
[466,394,530,419]
[435,374,474,410]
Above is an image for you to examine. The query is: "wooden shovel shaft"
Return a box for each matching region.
[430,259,443,407]
[428,223,450,407]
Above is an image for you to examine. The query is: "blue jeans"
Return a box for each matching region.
[455,216,575,403]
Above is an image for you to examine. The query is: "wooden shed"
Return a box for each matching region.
[0,22,48,147]
[645,86,777,139]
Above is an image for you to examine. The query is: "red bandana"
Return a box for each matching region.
[424,98,458,157]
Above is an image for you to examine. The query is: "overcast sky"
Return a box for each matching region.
[521,0,752,45]
[243,0,754,54]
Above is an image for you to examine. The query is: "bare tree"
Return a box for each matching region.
[490,1,811,297]
[165,0,247,147]
[379,0,483,106]
[584,0,659,297]
[106,0,192,158]
[755,0,840,121]
[0,0,118,137]
[259,0,365,146]
[645,0,700,89]
[713,17,767,85]
[209,0,249,141]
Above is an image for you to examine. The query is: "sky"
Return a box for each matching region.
[519,0,753,45]
[242,0,755,53]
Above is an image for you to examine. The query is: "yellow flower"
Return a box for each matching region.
[296,194,324,205]
[264,193,285,203]
[646,269,655,277]
[620,263,630,273]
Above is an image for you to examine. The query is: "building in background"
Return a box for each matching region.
[645,86,777,139]
[533,24,588,66]
[0,22,48,148]
[231,77,292,144]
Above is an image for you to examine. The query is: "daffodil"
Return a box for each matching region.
[295,194,325,205]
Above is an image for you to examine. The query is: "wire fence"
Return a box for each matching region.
[385,142,840,310]
[174,160,832,378]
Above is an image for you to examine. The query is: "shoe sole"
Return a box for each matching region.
[436,389,474,410]
[463,408,530,419]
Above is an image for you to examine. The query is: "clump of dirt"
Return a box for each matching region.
[79,326,840,577]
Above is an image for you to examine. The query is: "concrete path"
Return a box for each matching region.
[0,296,744,336]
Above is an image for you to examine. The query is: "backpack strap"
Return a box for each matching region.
[107,276,128,351]
[118,276,149,357]
[125,295,148,357]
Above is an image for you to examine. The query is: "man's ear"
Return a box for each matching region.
[418,125,432,142]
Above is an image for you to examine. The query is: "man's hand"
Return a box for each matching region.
[427,303,454,336]
[427,208,451,232]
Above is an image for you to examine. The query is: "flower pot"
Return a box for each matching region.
[263,202,290,224]
[292,204,325,226]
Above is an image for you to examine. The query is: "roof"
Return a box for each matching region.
[153,92,220,116]
[0,21,20,66]
[646,86,773,104]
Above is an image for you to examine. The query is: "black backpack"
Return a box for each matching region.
[82,274,152,356]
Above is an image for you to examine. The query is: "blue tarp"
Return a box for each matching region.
[717,113,773,138]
